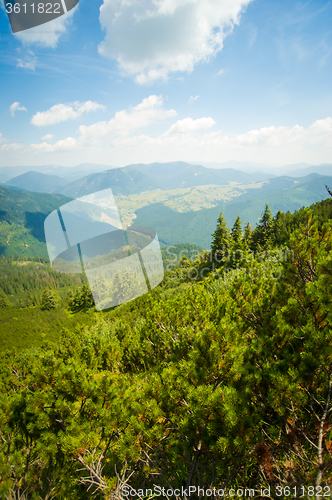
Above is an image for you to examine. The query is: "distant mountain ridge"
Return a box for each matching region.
[0,163,115,184]
[5,171,69,194]
[286,163,332,177]
[58,162,275,198]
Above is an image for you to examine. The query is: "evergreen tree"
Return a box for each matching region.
[211,212,231,262]
[231,216,243,267]
[243,222,252,248]
[40,289,57,311]
[68,284,94,312]
[252,204,274,249]
[231,216,242,245]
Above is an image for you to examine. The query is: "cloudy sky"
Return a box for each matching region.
[0,0,331,168]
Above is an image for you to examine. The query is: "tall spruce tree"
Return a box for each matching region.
[243,222,252,248]
[252,204,274,249]
[231,216,243,267]
[40,289,57,311]
[231,216,242,245]
[211,212,231,262]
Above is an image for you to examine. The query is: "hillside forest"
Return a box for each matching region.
[0,193,332,499]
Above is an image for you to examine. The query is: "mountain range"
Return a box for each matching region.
[2,161,331,197]
[0,163,114,185]
[0,161,332,258]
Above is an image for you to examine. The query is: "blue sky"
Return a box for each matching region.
[0,0,331,168]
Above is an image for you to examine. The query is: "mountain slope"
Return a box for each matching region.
[133,175,332,248]
[5,171,69,193]
[0,163,114,184]
[0,186,72,257]
[59,162,275,198]
[287,163,332,177]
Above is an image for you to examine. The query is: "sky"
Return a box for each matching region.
[0,0,331,169]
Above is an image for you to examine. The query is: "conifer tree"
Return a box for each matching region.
[252,204,274,249]
[243,222,252,248]
[211,212,231,262]
[231,216,242,245]
[40,289,57,310]
[231,216,243,267]
[68,284,94,312]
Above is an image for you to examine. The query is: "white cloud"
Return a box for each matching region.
[17,58,37,70]
[78,95,177,141]
[98,0,253,83]
[41,134,54,141]
[31,101,106,127]
[10,102,27,117]
[9,115,332,166]
[165,117,216,134]
[16,50,37,70]
[188,95,200,105]
[1,96,331,167]
[14,7,77,48]
[2,142,24,151]
[31,137,78,152]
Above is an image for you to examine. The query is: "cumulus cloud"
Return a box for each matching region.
[165,117,216,134]
[2,95,331,167]
[78,95,177,141]
[17,116,332,165]
[98,0,253,83]
[31,137,77,152]
[2,142,24,151]
[41,134,54,141]
[31,101,106,127]
[10,102,27,117]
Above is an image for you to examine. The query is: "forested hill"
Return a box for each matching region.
[0,186,72,257]
[0,194,332,496]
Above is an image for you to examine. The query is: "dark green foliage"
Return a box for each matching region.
[0,186,72,257]
[0,257,85,296]
[1,197,332,498]
[40,289,58,310]
[231,215,242,245]
[211,211,231,259]
[251,204,274,249]
[0,290,11,308]
[68,284,95,312]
